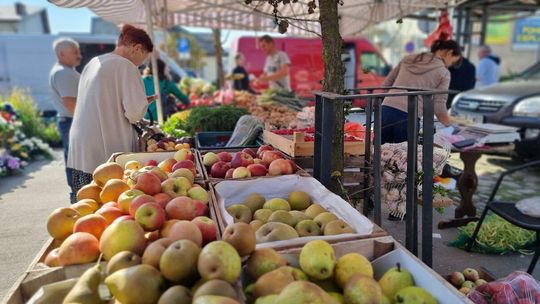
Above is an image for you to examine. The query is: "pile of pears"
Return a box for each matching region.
[226,191,355,244]
[244,239,438,304]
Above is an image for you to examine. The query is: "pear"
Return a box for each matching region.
[243,193,266,213]
[313,212,338,230]
[287,191,312,210]
[197,241,241,284]
[63,264,101,304]
[335,253,373,288]
[158,285,192,304]
[193,279,238,300]
[255,222,299,243]
[267,210,297,227]
[254,266,308,298]
[106,251,141,276]
[105,264,164,304]
[274,281,339,304]
[299,240,335,280]
[304,204,327,218]
[253,209,273,223]
[289,210,311,223]
[311,279,341,293]
[254,294,278,304]
[344,274,383,304]
[193,295,240,304]
[160,240,201,284]
[382,295,391,304]
[378,263,414,299]
[246,248,287,279]
[394,286,437,304]
[328,292,345,304]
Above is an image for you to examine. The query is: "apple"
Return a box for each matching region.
[142,238,174,269]
[117,189,145,214]
[166,220,203,246]
[257,145,274,158]
[133,172,162,195]
[96,207,124,225]
[247,164,267,177]
[187,187,209,204]
[135,202,166,231]
[203,152,220,167]
[261,150,285,165]
[161,177,192,198]
[193,200,209,217]
[145,167,168,181]
[172,160,196,176]
[165,197,199,220]
[47,207,80,240]
[242,148,257,158]
[92,162,124,187]
[73,214,108,240]
[253,158,263,165]
[268,159,293,176]
[70,201,94,217]
[124,160,142,171]
[169,168,195,183]
[217,152,232,162]
[102,201,118,208]
[210,161,230,178]
[225,168,235,179]
[287,159,298,173]
[160,220,180,238]
[174,149,192,162]
[158,158,177,173]
[145,159,158,166]
[113,215,135,223]
[230,152,254,168]
[232,167,251,179]
[100,179,130,204]
[153,193,172,209]
[58,232,100,265]
[129,194,157,217]
[192,216,217,244]
[99,220,147,260]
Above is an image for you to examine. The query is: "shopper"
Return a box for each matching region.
[143,58,189,121]
[231,53,253,92]
[476,45,500,88]
[67,24,154,192]
[448,56,476,108]
[49,37,82,204]
[254,35,291,90]
[381,39,462,144]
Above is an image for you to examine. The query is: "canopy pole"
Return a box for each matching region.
[144,0,164,125]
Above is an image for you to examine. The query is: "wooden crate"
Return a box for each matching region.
[263,130,366,157]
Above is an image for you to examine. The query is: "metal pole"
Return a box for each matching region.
[480,5,488,46]
[406,95,419,255]
[372,97,382,226]
[320,97,334,187]
[144,0,164,125]
[314,94,323,180]
[465,8,472,59]
[455,9,463,46]
[362,92,373,216]
[422,95,435,267]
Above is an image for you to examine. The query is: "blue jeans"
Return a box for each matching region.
[381,106,419,144]
[58,117,76,203]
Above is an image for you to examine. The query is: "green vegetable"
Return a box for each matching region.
[184,105,248,135]
[162,116,188,138]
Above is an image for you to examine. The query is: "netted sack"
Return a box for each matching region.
[468,271,540,304]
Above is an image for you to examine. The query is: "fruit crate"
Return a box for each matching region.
[209,175,387,252]
[262,129,366,157]
[251,236,472,304]
[195,131,262,150]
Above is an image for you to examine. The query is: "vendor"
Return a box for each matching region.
[67,24,155,191]
[254,35,291,91]
[142,58,189,121]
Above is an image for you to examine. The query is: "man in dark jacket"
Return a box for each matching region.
[447,57,476,109]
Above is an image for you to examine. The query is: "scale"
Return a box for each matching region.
[456,123,520,144]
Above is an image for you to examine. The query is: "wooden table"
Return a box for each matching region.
[438,144,514,229]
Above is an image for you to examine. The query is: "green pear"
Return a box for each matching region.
[295,220,321,237]
[311,279,341,293]
[378,263,414,300]
[255,222,299,243]
[158,285,192,304]
[274,281,339,304]
[105,264,164,304]
[197,241,241,284]
[344,274,383,304]
[304,204,327,218]
[263,198,291,211]
[394,286,437,304]
[254,294,278,304]
[313,212,338,230]
[287,191,312,210]
[335,253,373,289]
[382,295,391,304]
[268,210,297,226]
[226,204,252,223]
[254,266,308,298]
[243,193,266,213]
[328,292,345,304]
[63,264,101,304]
[299,240,335,280]
[289,210,311,223]
[253,209,273,223]
[160,240,201,284]
[246,248,287,279]
[193,279,238,300]
[192,295,240,304]
[106,251,141,276]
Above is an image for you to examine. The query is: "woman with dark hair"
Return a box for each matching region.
[381,39,462,144]
[142,58,189,121]
[67,24,155,191]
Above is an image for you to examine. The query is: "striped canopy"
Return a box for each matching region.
[48,0,447,36]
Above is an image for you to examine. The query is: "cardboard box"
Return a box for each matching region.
[210,175,385,250]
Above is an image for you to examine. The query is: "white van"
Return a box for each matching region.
[0,34,186,113]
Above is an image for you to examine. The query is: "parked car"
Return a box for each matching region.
[450,62,540,159]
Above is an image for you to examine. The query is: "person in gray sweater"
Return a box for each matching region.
[381,40,462,144]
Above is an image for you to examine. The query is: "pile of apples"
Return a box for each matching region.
[202,145,298,179]
[226,191,355,244]
[448,268,488,295]
[43,152,219,268]
[146,138,190,152]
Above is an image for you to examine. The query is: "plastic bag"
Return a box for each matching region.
[516,197,540,218]
[226,115,263,147]
[468,271,540,304]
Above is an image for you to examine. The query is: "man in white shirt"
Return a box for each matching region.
[476,45,500,88]
[49,37,81,203]
[255,35,291,90]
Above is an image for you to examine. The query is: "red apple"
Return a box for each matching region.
[192,216,217,244]
[217,152,232,162]
[287,159,298,173]
[145,160,158,166]
[233,167,251,179]
[95,207,124,225]
[247,164,267,177]
[186,152,195,162]
[242,148,257,158]
[253,158,263,165]
[210,161,231,178]
[117,189,145,214]
[153,193,172,209]
[135,202,166,231]
[172,160,196,176]
[133,172,162,195]
[165,197,198,220]
[257,145,274,158]
[173,149,192,162]
[261,150,285,165]
[101,201,118,209]
[230,152,254,168]
[268,159,294,176]
[113,215,134,223]
[203,152,220,167]
[158,158,177,173]
[193,200,208,217]
[129,194,157,217]
[166,220,202,246]
[225,168,235,179]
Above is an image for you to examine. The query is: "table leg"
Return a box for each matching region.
[455,151,481,218]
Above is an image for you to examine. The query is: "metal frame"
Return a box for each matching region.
[313,87,454,266]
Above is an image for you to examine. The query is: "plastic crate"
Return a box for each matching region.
[195,131,261,150]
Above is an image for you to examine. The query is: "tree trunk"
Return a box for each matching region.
[318,0,345,194]
[212,28,225,88]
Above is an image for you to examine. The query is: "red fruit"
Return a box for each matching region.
[225,168,235,179]
[129,194,157,217]
[242,148,256,158]
[210,161,231,178]
[145,160,158,166]
[230,152,254,169]
[172,160,196,176]
[193,200,208,217]
[287,159,298,173]
[247,164,267,177]
[257,145,273,158]
[217,152,232,162]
